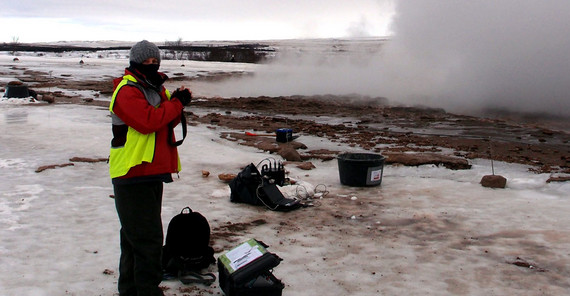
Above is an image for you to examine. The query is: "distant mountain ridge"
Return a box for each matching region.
[0,42,275,63]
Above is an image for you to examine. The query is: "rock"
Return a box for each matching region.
[257,142,280,153]
[41,95,55,103]
[279,146,302,161]
[296,162,316,170]
[69,157,108,163]
[480,175,507,188]
[302,149,338,161]
[509,257,547,272]
[546,176,570,183]
[384,152,471,170]
[202,170,210,177]
[35,163,74,173]
[102,269,114,275]
[284,141,307,150]
[218,173,236,182]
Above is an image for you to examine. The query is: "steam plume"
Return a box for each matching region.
[215,1,570,117]
[384,0,570,116]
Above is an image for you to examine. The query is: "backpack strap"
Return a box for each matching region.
[178,270,216,286]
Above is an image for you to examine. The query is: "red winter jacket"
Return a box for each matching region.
[111,69,184,180]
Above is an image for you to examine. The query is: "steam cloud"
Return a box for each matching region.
[216,1,570,117]
[384,0,570,116]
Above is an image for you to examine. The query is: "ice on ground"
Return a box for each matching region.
[1,103,569,296]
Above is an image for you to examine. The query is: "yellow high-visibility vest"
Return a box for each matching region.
[108,75,174,178]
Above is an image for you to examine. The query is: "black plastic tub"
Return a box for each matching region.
[337,153,385,187]
[4,84,30,98]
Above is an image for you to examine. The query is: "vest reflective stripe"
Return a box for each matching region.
[109,74,157,179]
[109,127,156,178]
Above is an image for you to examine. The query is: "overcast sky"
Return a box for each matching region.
[0,0,395,43]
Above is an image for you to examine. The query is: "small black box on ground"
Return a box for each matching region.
[275,128,293,143]
[218,239,284,296]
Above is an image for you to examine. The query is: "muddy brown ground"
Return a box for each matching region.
[189,96,569,173]
[7,68,570,175]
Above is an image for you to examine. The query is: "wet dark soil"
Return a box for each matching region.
[189,96,569,173]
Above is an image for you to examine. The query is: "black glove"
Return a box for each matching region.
[172,88,192,106]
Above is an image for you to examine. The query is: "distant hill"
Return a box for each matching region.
[0,38,388,63]
[0,42,275,63]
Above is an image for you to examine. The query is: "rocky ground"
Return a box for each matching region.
[5,67,570,179]
[189,96,569,175]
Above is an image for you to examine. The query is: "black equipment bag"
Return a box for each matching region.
[162,207,216,285]
[229,163,301,211]
[218,239,284,296]
[229,163,263,206]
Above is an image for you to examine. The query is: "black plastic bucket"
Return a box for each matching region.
[4,84,30,98]
[338,153,385,187]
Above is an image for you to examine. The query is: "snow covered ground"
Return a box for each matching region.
[1,47,570,295]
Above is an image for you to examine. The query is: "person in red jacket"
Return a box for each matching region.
[109,40,191,296]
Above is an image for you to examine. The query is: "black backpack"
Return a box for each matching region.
[162,207,216,285]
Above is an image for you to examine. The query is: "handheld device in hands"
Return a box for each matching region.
[172,87,192,106]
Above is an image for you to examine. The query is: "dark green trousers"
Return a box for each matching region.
[114,181,164,296]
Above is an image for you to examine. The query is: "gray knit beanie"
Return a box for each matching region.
[129,40,161,64]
